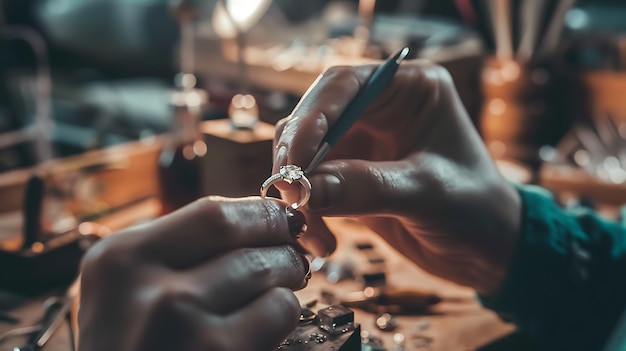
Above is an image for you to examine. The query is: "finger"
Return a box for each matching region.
[160,289,299,351]
[272,61,438,171]
[187,246,309,314]
[271,64,391,205]
[277,187,337,258]
[273,65,377,172]
[295,214,336,258]
[221,287,300,351]
[305,157,431,217]
[273,117,288,153]
[123,197,306,268]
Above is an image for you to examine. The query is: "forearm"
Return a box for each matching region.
[483,185,626,350]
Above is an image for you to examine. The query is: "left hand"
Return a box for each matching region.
[78,196,309,351]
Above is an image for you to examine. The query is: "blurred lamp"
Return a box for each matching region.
[212,0,271,39]
[212,0,271,129]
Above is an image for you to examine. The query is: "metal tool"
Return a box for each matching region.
[22,175,45,250]
[0,326,41,344]
[12,279,79,351]
[12,295,74,351]
[305,47,409,174]
[517,0,547,61]
[538,0,577,57]
[489,0,513,59]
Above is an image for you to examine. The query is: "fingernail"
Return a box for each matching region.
[286,207,307,240]
[309,174,344,211]
[300,254,312,282]
[275,144,288,168]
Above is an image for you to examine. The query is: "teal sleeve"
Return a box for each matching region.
[481,185,626,350]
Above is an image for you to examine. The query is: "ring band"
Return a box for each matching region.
[260,165,311,210]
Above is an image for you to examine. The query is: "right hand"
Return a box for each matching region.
[79,197,309,351]
[273,61,522,296]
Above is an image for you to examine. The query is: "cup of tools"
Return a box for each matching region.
[480,57,586,169]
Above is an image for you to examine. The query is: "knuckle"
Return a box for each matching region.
[423,64,454,94]
[430,63,454,83]
[80,235,135,282]
[235,248,273,280]
[320,66,361,93]
[400,62,454,114]
[405,62,452,89]
[275,116,291,136]
[189,196,221,215]
[189,196,230,232]
[322,65,355,80]
[431,65,454,88]
[145,284,197,318]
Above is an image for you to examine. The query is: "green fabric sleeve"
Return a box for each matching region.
[481,184,626,350]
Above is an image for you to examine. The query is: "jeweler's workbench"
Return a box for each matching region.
[0,201,516,351]
[295,218,515,351]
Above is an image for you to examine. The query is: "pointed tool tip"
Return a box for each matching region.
[395,47,410,64]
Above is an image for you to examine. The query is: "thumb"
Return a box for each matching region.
[307,159,424,217]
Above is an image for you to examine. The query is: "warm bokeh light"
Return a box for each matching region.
[212,0,272,38]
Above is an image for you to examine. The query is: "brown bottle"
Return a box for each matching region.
[158,75,208,215]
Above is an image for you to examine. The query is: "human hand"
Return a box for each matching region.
[273,61,521,296]
[78,197,309,351]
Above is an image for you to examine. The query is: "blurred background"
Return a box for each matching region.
[0,0,617,162]
[0,0,625,192]
[1,0,626,350]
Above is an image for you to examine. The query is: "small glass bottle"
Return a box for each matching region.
[229,93,259,130]
[158,74,208,215]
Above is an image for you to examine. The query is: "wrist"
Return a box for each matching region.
[474,180,523,296]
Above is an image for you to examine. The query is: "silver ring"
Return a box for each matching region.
[260,165,311,210]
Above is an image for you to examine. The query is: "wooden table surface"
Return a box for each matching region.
[0,202,516,351]
[296,218,515,351]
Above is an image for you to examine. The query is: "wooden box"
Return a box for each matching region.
[200,119,278,198]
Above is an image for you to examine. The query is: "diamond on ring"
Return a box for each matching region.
[280,165,304,183]
[260,165,312,210]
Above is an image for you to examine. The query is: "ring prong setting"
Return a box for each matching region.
[280,165,304,184]
[261,165,311,210]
